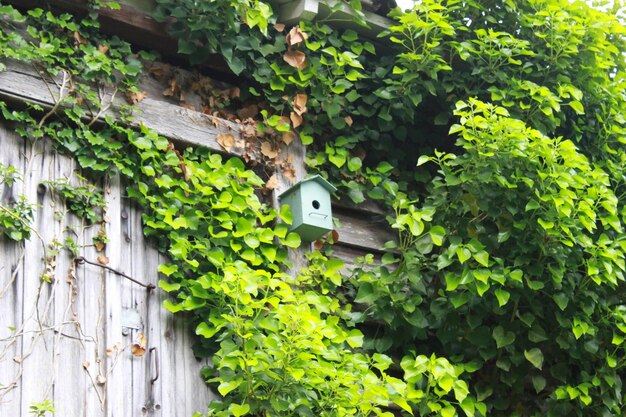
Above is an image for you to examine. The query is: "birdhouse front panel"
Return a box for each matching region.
[278,175,336,242]
[299,181,333,231]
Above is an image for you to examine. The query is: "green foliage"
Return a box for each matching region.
[28,400,55,417]
[4,0,626,416]
[0,162,34,241]
[44,177,106,223]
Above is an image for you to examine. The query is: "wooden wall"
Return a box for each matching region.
[0,126,216,417]
[0,49,393,416]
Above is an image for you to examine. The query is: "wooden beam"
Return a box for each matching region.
[0,60,244,156]
[334,208,395,251]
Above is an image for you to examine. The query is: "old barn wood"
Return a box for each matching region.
[0,29,393,417]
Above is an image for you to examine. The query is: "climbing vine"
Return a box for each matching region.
[0,2,474,417]
[2,0,626,416]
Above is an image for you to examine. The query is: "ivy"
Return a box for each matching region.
[3,0,626,416]
[0,162,34,241]
[0,3,475,417]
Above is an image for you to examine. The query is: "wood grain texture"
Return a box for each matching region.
[0,61,245,156]
[0,127,215,417]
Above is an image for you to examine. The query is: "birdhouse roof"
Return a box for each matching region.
[279,174,337,197]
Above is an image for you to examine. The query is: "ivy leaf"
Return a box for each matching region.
[473,251,489,267]
[355,282,377,303]
[228,403,250,417]
[524,348,544,370]
[429,226,446,246]
[283,232,301,248]
[493,325,516,348]
[532,375,547,393]
[494,288,510,307]
[158,280,180,292]
[346,329,364,348]
[279,204,293,225]
[158,263,178,276]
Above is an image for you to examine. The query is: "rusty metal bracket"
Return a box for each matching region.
[74,256,156,291]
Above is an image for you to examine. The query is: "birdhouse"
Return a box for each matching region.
[278,175,337,242]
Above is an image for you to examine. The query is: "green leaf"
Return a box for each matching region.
[163,299,183,313]
[355,283,377,303]
[228,403,250,417]
[532,375,546,393]
[524,348,544,370]
[158,263,178,276]
[494,288,510,307]
[346,329,364,348]
[283,232,301,248]
[158,280,180,292]
[493,325,515,348]
[552,293,569,311]
[441,405,456,417]
[416,155,431,166]
[196,322,220,339]
[429,226,446,246]
[473,251,489,267]
[460,397,475,417]
[347,157,362,171]
[456,247,472,263]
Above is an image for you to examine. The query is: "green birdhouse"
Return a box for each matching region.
[279,175,337,242]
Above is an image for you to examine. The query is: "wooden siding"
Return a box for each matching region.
[0,50,394,416]
[0,126,216,417]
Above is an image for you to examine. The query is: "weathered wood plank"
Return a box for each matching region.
[334,208,395,252]
[18,136,57,417]
[0,61,245,156]
[49,150,86,417]
[127,198,156,416]
[104,173,125,417]
[0,127,26,417]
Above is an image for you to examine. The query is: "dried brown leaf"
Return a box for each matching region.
[131,332,147,357]
[313,240,324,250]
[217,133,236,151]
[286,27,309,46]
[138,332,147,347]
[290,112,303,128]
[131,344,146,357]
[97,254,109,265]
[125,90,147,105]
[261,142,279,159]
[331,229,340,243]
[98,45,109,54]
[283,50,307,70]
[73,31,87,46]
[292,94,308,115]
[163,79,178,97]
[274,23,285,32]
[95,241,105,252]
[283,165,296,182]
[344,115,353,127]
[229,87,241,99]
[266,174,279,190]
[282,131,296,146]
[149,64,170,79]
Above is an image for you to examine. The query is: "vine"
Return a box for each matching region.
[0,2,474,417]
[2,0,626,416]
